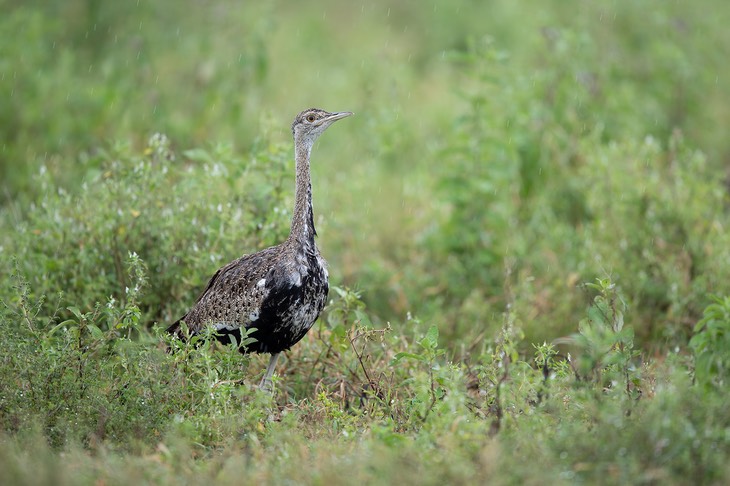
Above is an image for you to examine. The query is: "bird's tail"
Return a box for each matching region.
[166,317,189,340]
[165,317,189,354]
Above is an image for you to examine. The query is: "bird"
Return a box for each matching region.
[167,108,353,392]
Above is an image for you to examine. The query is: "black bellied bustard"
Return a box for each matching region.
[167,108,353,392]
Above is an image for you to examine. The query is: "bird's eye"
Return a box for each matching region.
[306,114,316,122]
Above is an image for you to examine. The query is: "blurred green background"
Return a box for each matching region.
[2,0,730,351]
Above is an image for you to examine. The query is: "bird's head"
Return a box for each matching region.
[291,108,353,146]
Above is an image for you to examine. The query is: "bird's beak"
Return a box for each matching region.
[323,111,354,124]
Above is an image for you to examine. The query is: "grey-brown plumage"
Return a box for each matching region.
[167,108,353,391]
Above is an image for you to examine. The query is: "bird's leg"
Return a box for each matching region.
[259,352,280,393]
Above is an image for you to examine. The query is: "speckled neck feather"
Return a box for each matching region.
[289,139,316,245]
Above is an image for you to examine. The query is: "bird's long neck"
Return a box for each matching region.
[289,139,317,246]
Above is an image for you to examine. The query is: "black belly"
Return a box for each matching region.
[215,267,328,354]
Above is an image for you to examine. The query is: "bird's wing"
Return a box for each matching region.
[170,246,281,334]
[188,258,239,308]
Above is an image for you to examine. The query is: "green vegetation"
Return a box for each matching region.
[2,0,729,483]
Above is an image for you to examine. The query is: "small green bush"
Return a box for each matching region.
[690,295,730,391]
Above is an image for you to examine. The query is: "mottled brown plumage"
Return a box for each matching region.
[167,108,353,391]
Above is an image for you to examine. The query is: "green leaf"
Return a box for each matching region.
[586,305,608,327]
[421,325,439,350]
[392,352,425,363]
[49,321,73,335]
[87,324,104,340]
[354,309,372,328]
[67,306,82,320]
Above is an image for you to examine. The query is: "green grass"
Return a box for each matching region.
[2,0,730,483]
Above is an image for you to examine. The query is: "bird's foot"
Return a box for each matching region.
[258,352,280,395]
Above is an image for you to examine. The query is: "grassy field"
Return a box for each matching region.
[2,0,730,484]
